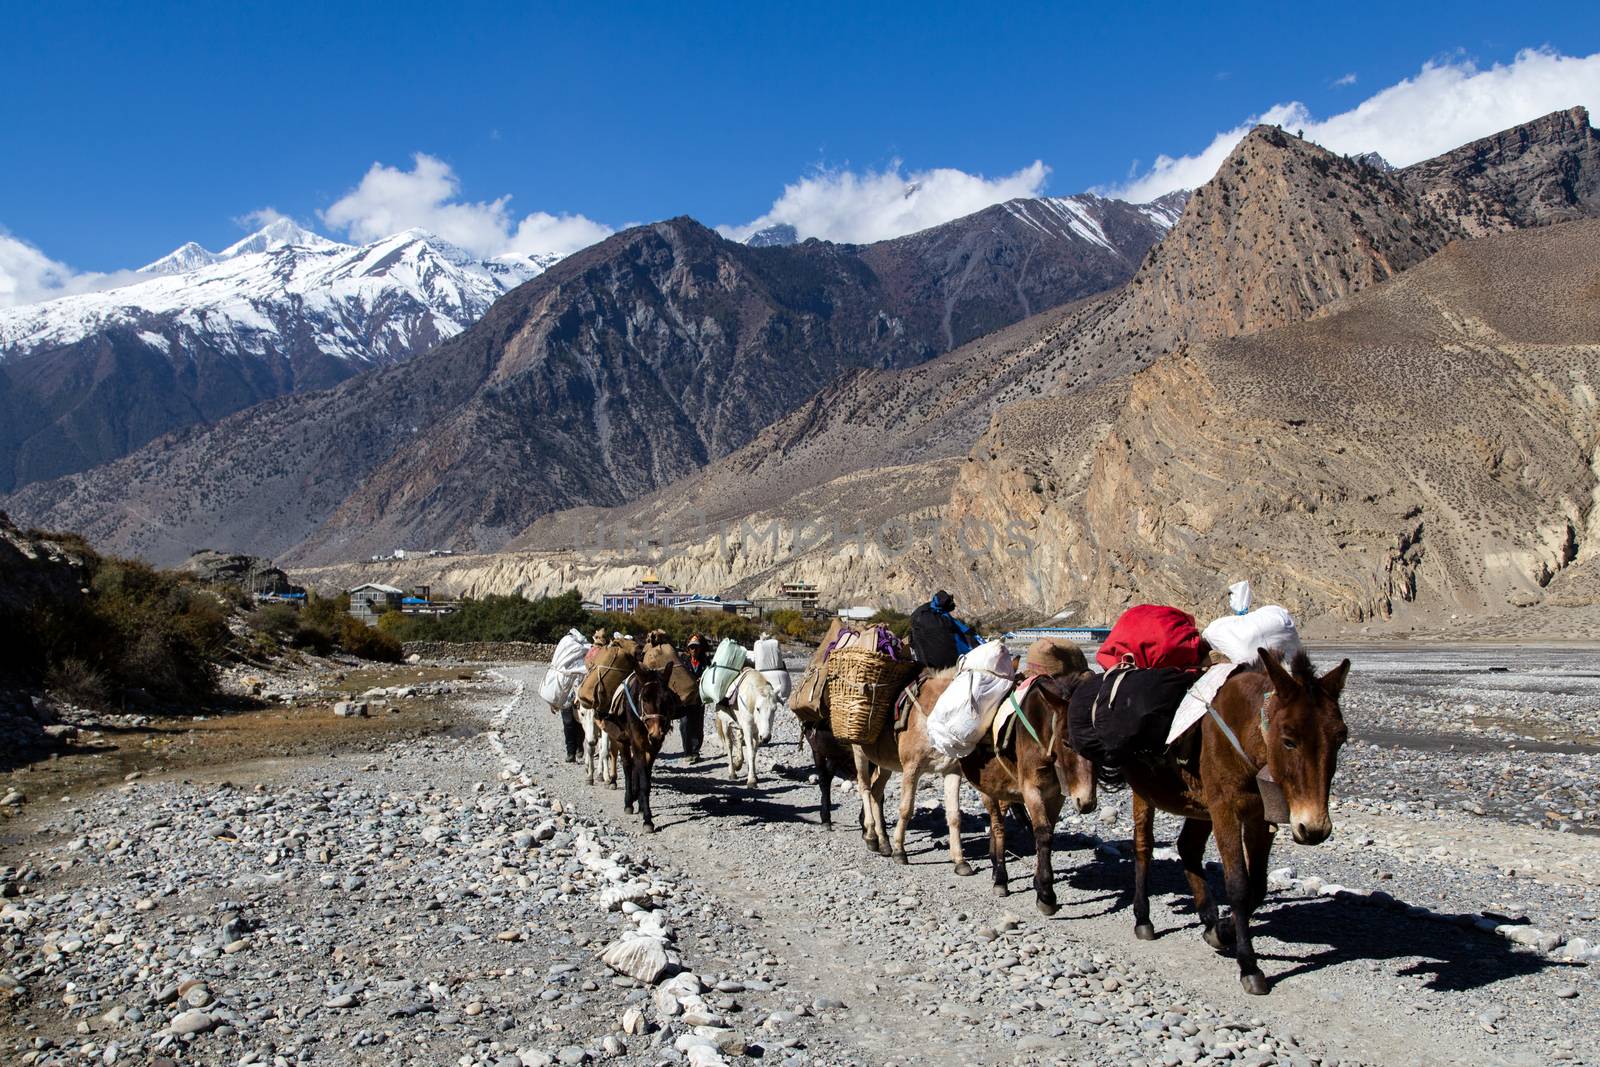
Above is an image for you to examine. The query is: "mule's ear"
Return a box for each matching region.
[1318,658,1352,700]
[1259,648,1298,694]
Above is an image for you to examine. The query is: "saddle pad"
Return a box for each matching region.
[989,675,1040,751]
[893,676,926,732]
[1166,663,1244,744]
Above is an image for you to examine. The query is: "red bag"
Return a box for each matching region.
[1096,605,1203,671]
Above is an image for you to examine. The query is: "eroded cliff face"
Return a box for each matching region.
[1399,106,1600,237]
[942,221,1600,626]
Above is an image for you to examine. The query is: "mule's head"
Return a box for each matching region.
[1259,648,1350,845]
[1047,678,1097,814]
[636,671,680,752]
[752,677,779,745]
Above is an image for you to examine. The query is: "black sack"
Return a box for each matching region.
[1067,666,1197,782]
[909,603,958,668]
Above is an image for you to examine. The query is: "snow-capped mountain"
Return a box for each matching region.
[0,221,561,492]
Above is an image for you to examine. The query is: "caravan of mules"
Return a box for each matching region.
[540,597,1350,996]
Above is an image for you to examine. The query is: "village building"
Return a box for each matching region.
[347,583,404,624]
[600,574,698,613]
[753,580,827,618]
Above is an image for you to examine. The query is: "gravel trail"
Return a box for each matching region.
[2,651,1593,1067]
[495,658,1595,1067]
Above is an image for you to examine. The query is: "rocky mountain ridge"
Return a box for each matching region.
[345,110,1600,634]
[0,223,556,491]
[4,192,1181,564]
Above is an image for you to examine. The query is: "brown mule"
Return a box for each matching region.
[958,674,1099,914]
[853,671,975,874]
[1123,648,1350,995]
[802,723,864,832]
[600,666,687,833]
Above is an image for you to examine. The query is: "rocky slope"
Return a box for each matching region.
[4,196,1179,565]
[940,219,1600,626]
[503,123,1468,570]
[1398,105,1600,237]
[0,220,554,491]
[321,112,1600,631]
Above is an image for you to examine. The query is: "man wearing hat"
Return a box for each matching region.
[910,589,980,669]
[679,634,709,760]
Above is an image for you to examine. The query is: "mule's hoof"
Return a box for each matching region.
[1203,923,1235,952]
[642,822,657,834]
[991,883,1009,897]
[954,861,975,877]
[892,851,909,866]
[1134,923,1157,941]
[1036,897,1059,917]
[1240,972,1269,996]
[624,803,635,814]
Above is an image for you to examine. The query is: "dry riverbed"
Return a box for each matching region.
[1,646,1596,1066]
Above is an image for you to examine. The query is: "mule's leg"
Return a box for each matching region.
[853,748,888,855]
[1176,818,1226,949]
[1131,793,1157,940]
[719,714,740,780]
[580,710,597,785]
[1022,778,1059,916]
[622,746,637,814]
[944,773,973,876]
[1212,809,1267,995]
[638,752,657,833]
[602,732,617,788]
[982,792,1009,896]
[808,731,835,830]
[741,708,759,788]
[1243,819,1275,914]
[891,762,919,865]
[870,766,895,857]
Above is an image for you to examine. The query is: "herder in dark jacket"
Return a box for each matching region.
[679,634,709,760]
[910,590,980,669]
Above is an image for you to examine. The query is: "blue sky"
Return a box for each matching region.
[4,0,1599,276]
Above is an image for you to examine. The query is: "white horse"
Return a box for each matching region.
[713,669,779,787]
[576,699,616,787]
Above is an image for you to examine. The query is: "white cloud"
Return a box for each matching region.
[721,159,1051,244]
[321,153,612,258]
[1333,72,1358,88]
[1110,47,1600,202]
[235,206,291,230]
[0,230,143,309]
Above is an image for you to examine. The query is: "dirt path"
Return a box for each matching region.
[497,665,1590,1067]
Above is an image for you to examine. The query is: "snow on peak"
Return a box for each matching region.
[220,218,343,258]
[140,241,222,275]
[0,225,567,364]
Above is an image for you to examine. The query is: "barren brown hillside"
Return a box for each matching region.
[942,218,1600,626]
[513,123,1467,556]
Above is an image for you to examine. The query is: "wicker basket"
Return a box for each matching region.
[826,648,919,743]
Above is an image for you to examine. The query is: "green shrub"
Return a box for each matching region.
[396,589,589,644]
[44,657,109,707]
[590,607,761,647]
[7,554,231,707]
[337,616,402,662]
[246,602,301,641]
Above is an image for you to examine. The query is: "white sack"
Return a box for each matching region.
[760,667,791,701]
[699,638,748,706]
[1228,580,1253,615]
[1202,606,1301,666]
[927,639,1017,759]
[753,637,783,672]
[540,628,592,707]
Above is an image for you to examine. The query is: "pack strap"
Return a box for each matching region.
[1206,687,1275,773]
